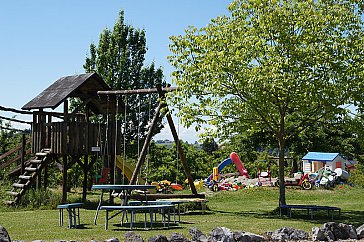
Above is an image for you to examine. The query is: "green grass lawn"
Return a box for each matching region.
[1,186,363,241]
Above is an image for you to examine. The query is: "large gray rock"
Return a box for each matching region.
[124,231,144,242]
[189,227,207,242]
[338,223,357,239]
[357,224,364,239]
[0,226,10,242]
[170,232,190,242]
[147,235,169,242]
[104,238,119,242]
[312,222,358,241]
[322,222,358,240]
[233,231,266,242]
[208,227,235,242]
[270,227,308,241]
[312,227,329,241]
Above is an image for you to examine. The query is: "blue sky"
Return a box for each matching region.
[0,0,231,142]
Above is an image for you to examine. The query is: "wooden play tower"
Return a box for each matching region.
[5,72,201,205]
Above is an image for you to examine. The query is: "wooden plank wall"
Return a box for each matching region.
[32,112,120,156]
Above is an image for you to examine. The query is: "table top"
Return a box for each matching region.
[92,184,156,190]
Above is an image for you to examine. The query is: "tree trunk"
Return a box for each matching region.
[278,136,286,207]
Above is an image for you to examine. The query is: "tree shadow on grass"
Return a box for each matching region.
[108,221,184,231]
[211,209,364,227]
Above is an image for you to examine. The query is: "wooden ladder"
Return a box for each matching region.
[5,148,52,205]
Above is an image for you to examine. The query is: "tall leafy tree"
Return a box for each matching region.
[169,0,364,206]
[84,11,166,158]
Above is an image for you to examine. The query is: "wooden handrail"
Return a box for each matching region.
[0,149,32,170]
[0,140,31,163]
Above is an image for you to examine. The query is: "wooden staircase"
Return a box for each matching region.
[5,148,52,205]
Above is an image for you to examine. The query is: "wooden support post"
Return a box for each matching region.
[62,155,68,203]
[32,113,36,153]
[129,102,163,185]
[62,100,69,203]
[156,86,197,194]
[21,133,26,174]
[44,163,48,190]
[82,155,88,201]
[37,168,42,190]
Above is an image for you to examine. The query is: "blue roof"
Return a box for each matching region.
[302,152,340,162]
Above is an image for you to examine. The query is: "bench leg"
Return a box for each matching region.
[178,204,181,223]
[149,210,153,229]
[201,201,206,214]
[167,208,170,229]
[59,208,63,226]
[105,210,108,230]
[72,208,77,227]
[77,207,80,226]
[130,211,134,229]
[67,208,73,228]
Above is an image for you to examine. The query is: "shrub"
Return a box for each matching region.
[19,188,62,209]
[348,163,364,187]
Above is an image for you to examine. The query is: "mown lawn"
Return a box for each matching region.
[1,186,363,241]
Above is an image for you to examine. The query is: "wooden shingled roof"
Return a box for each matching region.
[22,73,119,114]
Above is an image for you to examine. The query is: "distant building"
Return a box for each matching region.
[302,152,347,174]
[154,139,201,149]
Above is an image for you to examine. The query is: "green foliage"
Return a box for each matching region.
[146,141,217,184]
[201,137,218,154]
[18,188,62,209]
[168,0,364,205]
[349,163,364,188]
[83,10,166,159]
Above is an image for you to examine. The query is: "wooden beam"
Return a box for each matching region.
[0,115,32,125]
[0,140,31,161]
[0,149,32,170]
[97,86,178,95]
[129,102,163,185]
[156,86,198,195]
[0,105,32,115]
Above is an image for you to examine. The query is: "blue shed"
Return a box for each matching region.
[302,152,346,174]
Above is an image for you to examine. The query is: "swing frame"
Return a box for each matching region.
[97,86,199,196]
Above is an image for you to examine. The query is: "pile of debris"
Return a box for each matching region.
[311,167,351,188]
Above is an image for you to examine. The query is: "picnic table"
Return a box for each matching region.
[92,184,181,229]
[92,184,156,225]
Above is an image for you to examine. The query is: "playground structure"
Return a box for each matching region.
[0,72,202,205]
[206,152,249,183]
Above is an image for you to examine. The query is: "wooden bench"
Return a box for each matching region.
[128,199,208,223]
[57,203,83,228]
[100,204,174,230]
[280,204,341,219]
[128,200,181,223]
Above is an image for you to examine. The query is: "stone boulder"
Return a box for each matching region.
[312,222,358,241]
[312,227,331,241]
[104,238,119,242]
[0,226,11,242]
[270,227,308,241]
[357,224,364,239]
[208,227,235,242]
[124,231,144,242]
[147,235,169,242]
[170,232,190,242]
[233,231,266,242]
[189,227,207,242]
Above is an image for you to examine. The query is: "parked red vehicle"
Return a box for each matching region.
[275,173,312,190]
